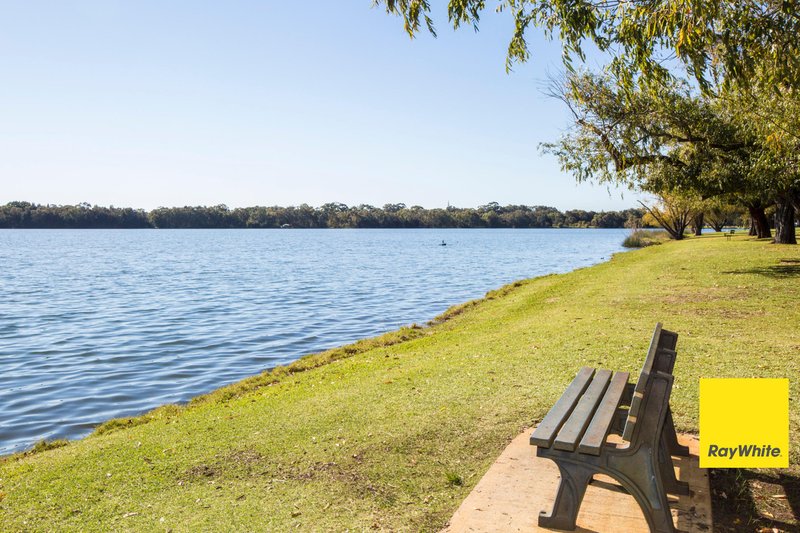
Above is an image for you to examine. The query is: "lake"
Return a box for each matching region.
[0,228,628,454]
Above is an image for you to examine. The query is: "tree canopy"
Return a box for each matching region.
[375,0,800,91]
[539,71,798,241]
[377,0,800,242]
[0,202,648,230]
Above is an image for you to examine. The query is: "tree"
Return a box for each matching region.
[540,72,798,241]
[640,194,698,240]
[377,1,800,243]
[727,86,800,244]
[591,211,626,228]
[704,197,745,232]
[0,201,703,230]
[541,73,756,194]
[375,0,800,93]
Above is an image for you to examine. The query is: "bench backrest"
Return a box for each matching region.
[621,323,679,441]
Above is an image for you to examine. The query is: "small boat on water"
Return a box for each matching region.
[440,240,447,246]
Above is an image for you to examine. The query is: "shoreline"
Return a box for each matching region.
[1,231,627,458]
[2,234,797,531]
[0,266,547,460]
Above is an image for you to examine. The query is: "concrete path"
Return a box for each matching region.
[444,431,712,533]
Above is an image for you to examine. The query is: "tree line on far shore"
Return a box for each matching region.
[0,201,669,229]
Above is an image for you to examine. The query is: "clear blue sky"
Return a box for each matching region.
[0,1,642,211]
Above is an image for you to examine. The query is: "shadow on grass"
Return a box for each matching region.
[723,261,800,279]
[710,468,800,532]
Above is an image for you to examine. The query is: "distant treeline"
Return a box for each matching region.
[0,201,648,229]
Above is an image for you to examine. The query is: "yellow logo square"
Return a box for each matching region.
[700,378,789,468]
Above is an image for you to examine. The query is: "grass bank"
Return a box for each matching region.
[1,234,798,531]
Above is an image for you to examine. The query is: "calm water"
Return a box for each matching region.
[0,228,627,454]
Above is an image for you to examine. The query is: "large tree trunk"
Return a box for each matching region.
[747,205,772,239]
[774,193,797,244]
[691,212,704,236]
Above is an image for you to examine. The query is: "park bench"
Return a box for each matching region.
[725,229,735,240]
[530,324,689,533]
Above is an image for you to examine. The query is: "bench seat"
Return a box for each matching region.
[530,368,630,455]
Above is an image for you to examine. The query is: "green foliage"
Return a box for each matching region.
[541,72,755,197]
[0,202,645,229]
[375,0,800,91]
[0,202,150,229]
[540,72,799,242]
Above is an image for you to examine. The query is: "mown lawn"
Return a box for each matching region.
[1,233,798,531]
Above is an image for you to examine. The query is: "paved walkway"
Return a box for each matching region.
[444,431,712,532]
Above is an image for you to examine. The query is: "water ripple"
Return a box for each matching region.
[0,228,627,454]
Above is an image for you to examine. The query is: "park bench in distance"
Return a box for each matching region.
[530,323,689,533]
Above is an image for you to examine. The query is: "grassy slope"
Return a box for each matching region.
[1,234,798,532]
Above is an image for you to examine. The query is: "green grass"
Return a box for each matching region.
[1,233,798,531]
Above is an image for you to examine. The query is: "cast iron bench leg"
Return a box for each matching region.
[538,462,594,530]
[664,409,690,457]
[605,450,677,533]
[659,438,691,495]
[539,447,678,533]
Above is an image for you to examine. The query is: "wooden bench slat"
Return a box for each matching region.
[553,369,613,451]
[640,322,662,377]
[624,344,676,440]
[578,371,630,455]
[530,367,595,448]
[623,322,675,441]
